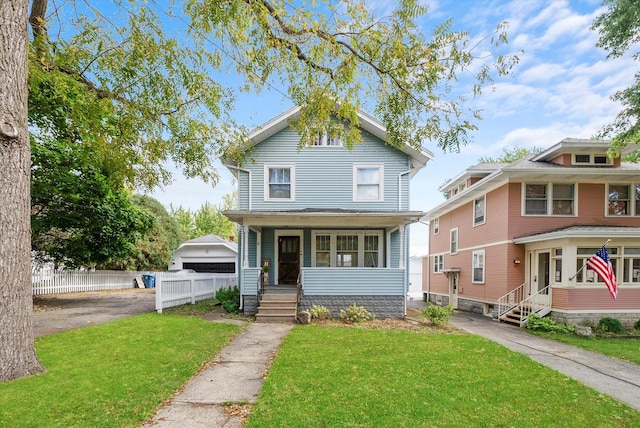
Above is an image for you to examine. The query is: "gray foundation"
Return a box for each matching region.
[299,295,405,318]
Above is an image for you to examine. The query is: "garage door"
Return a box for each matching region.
[182,262,235,273]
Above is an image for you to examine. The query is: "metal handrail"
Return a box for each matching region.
[497,283,526,319]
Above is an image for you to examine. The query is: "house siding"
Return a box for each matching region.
[244,127,410,211]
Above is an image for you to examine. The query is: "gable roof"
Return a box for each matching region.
[222,105,433,172]
[175,234,238,253]
[426,138,640,221]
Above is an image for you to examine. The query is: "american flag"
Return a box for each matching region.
[586,246,617,300]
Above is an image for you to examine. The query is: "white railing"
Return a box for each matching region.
[155,272,237,313]
[496,283,526,319]
[32,270,142,295]
[518,286,551,326]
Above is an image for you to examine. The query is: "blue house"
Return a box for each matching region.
[222,106,432,320]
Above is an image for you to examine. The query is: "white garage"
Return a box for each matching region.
[169,234,238,273]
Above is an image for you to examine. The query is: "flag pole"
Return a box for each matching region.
[569,239,611,281]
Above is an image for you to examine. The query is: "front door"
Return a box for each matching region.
[449,273,459,309]
[529,251,551,305]
[278,236,300,285]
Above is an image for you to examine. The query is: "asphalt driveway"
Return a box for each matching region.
[32,288,156,337]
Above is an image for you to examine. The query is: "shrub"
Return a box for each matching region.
[309,304,331,319]
[634,319,640,331]
[340,303,374,323]
[215,285,240,314]
[526,314,574,334]
[596,317,624,334]
[421,304,456,326]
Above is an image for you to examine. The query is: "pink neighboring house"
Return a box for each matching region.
[424,138,640,327]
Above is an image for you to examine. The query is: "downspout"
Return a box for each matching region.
[398,168,414,211]
[235,167,252,210]
[234,166,251,310]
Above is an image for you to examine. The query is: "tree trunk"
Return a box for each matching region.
[0,0,44,381]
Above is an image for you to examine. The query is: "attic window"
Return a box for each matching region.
[312,132,342,147]
[572,154,612,165]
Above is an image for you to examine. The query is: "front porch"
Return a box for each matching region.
[242,266,409,318]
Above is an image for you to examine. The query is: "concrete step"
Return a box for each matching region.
[257,306,297,315]
[260,294,297,303]
[255,313,296,323]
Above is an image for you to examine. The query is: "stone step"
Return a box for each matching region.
[261,294,297,303]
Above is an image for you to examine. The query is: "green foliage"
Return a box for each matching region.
[309,304,331,320]
[526,314,574,334]
[634,319,640,330]
[478,146,545,163]
[339,304,374,323]
[170,195,238,242]
[592,0,640,156]
[100,195,182,270]
[596,317,624,334]
[31,138,154,268]
[422,304,457,326]
[216,285,241,314]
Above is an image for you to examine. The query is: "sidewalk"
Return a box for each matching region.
[449,310,640,411]
[142,323,293,428]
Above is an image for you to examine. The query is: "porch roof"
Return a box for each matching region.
[513,225,640,244]
[222,209,426,228]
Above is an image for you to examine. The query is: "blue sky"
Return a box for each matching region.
[149,0,635,256]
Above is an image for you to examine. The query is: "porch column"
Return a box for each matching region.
[399,225,405,269]
[242,224,250,268]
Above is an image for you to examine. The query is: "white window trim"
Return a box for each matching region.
[605,183,639,217]
[311,131,344,147]
[450,228,458,255]
[433,254,444,273]
[353,164,384,202]
[264,164,295,202]
[472,249,485,284]
[522,182,577,217]
[473,195,486,226]
[433,217,440,235]
[311,230,383,268]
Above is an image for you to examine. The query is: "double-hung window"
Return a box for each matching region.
[450,228,458,254]
[312,231,383,267]
[474,196,485,226]
[472,250,485,283]
[433,254,444,273]
[265,165,294,201]
[433,217,439,235]
[354,165,383,201]
[313,132,342,147]
[524,183,575,215]
[608,184,631,215]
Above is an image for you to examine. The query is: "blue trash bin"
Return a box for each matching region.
[142,274,156,288]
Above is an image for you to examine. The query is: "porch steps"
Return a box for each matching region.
[255,286,298,323]
[500,305,552,327]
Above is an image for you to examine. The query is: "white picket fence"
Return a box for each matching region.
[32,270,143,295]
[155,272,237,313]
[32,270,239,314]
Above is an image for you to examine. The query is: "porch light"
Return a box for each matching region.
[513,258,521,265]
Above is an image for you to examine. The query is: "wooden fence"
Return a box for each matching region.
[32,270,143,295]
[155,272,237,313]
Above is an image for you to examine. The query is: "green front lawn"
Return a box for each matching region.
[531,332,640,365]
[0,314,241,427]
[247,325,640,427]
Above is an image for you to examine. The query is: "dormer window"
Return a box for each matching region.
[572,154,612,166]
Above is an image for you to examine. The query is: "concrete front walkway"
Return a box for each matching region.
[449,311,640,411]
[142,323,293,428]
